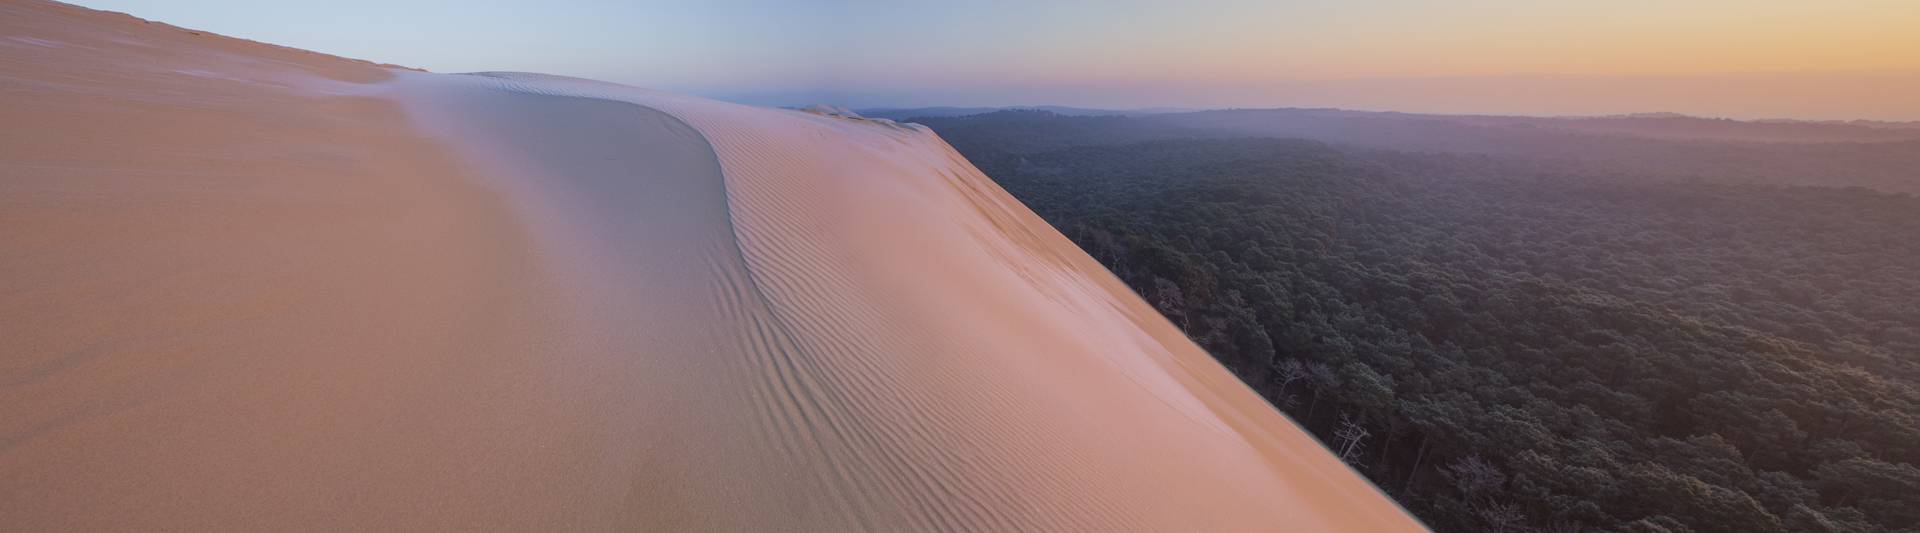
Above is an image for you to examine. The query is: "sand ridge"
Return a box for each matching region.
[387,72,1423,531]
[3,0,1423,530]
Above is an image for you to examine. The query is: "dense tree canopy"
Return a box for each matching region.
[918,111,1920,532]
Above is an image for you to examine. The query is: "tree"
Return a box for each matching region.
[1151,276,1188,331]
[1334,414,1372,466]
[1446,454,1506,504]
[1272,358,1308,409]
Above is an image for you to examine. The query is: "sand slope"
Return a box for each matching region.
[3,1,1422,530]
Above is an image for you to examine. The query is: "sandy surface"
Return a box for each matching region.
[3,1,1422,530]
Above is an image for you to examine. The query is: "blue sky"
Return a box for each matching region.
[71,1,1920,119]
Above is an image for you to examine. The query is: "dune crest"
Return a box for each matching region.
[3,1,1420,530]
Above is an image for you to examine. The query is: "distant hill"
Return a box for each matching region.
[857,105,1188,121]
[1151,108,1920,144]
[1446,112,1920,144]
[885,105,1920,144]
[911,108,1920,194]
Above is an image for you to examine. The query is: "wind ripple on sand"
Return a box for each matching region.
[0,2,1419,525]
[391,72,1423,531]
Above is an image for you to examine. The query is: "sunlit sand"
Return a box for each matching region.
[0,1,1419,530]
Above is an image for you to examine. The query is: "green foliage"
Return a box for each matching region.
[924,113,1920,532]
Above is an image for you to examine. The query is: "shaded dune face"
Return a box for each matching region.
[2,1,1421,531]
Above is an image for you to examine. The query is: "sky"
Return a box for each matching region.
[73,0,1920,120]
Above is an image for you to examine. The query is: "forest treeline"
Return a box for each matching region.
[917,108,1920,194]
[914,110,1920,532]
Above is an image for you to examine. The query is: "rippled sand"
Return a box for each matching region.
[1,1,1421,530]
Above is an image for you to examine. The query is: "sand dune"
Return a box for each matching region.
[2,1,1421,530]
